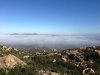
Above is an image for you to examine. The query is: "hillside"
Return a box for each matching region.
[0,44,100,75]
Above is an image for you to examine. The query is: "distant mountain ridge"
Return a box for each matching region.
[10,33,38,35]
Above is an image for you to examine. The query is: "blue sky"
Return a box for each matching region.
[0,0,100,35]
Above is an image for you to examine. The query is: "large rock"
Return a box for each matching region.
[51,72,60,75]
[69,50,79,55]
[53,59,56,62]
[94,50,100,56]
[53,49,57,52]
[39,70,61,75]
[23,55,30,58]
[14,48,18,51]
[0,44,18,52]
[0,54,26,69]
[6,47,12,51]
[82,68,95,75]
[62,57,67,62]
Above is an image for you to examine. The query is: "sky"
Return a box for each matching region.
[0,0,100,34]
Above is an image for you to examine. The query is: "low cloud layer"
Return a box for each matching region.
[0,34,100,49]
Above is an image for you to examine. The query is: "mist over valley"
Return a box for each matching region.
[0,34,100,50]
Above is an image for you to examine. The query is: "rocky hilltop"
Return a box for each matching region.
[0,44,27,74]
[0,44,18,52]
[0,44,100,75]
[33,46,100,75]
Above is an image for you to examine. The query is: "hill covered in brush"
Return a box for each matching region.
[0,44,100,75]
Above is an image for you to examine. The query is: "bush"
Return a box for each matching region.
[8,65,38,75]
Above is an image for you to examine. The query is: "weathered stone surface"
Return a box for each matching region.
[39,70,61,75]
[51,72,60,75]
[14,48,18,51]
[6,47,12,51]
[23,55,30,58]
[53,59,56,62]
[62,57,67,62]
[53,49,57,52]
[82,68,95,75]
[0,54,26,69]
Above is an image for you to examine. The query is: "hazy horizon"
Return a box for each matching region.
[0,34,100,50]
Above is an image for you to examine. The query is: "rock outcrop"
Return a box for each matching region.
[0,54,26,69]
[39,70,61,75]
[62,57,67,62]
[0,44,18,52]
[53,59,56,62]
[82,68,95,75]
[51,72,60,75]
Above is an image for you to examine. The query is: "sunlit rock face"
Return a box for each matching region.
[82,68,95,75]
[0,44,18,52]
[0,54,26,69]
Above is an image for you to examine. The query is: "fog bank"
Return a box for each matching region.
[0,34,100,49]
